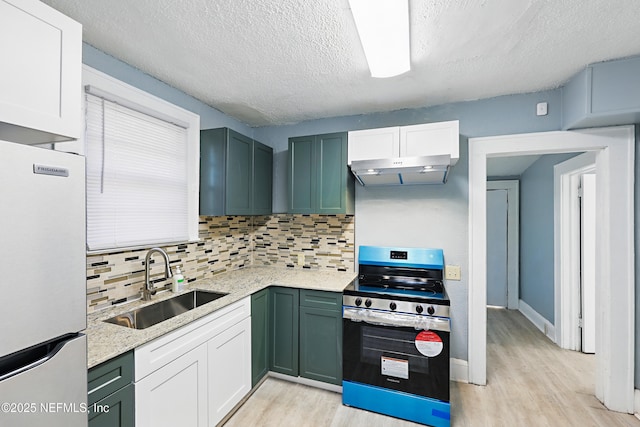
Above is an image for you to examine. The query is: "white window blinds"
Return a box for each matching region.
[85,92,189,251]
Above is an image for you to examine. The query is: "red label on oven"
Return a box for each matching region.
[415,330,443,357]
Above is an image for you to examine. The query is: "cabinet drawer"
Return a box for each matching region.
[299,289,342,311]
[135,297,250,381]
[88,351,134,406]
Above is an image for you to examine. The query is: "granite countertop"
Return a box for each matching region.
[86,266,356,369]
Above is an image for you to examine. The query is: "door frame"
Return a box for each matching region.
[553,152,596,352]
[486,180,520,309]
[468,126,635,413]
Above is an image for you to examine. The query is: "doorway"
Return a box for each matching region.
[554,152,597,354]
[468,126,635,413]
[486,180,519,309]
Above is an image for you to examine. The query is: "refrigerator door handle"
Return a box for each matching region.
[0,353,53,382]
[0,334,75,382]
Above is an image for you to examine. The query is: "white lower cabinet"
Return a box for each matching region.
[134,297,251,427]
[136,344,208,427]
[208,317,252,425]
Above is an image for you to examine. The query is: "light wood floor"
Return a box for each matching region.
[224,308,640,426]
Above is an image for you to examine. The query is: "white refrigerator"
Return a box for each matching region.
[0,140,87,426]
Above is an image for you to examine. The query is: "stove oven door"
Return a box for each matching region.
[342,314,450,402]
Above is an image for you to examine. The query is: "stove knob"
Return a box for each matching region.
[416,305,424,314]
[365,299,372,308]
[427,306,435,315]
[355,298,362,307]
[389,302,397,311]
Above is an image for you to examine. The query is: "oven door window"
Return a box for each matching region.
[343,319,449,402]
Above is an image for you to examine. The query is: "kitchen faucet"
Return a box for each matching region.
[143,247,173,301]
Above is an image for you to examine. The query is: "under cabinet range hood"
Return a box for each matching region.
[347,120,460,186]
[350,154,451,185]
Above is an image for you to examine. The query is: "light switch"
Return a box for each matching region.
[445,265,461,281]
[297,253,305,266]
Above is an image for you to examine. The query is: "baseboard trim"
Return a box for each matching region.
[519,299,556,342]
[268,371,342,393]
[451,358,469,383]
[635,389,640,418]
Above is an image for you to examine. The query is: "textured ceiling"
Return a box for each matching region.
[43,0,640,127]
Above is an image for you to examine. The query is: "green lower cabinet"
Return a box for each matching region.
[88,384,134,427]
[88,351,135,427]
[251,288,269,387]
[299,306,342,385]
[269,287,299,376]
[250,287,342,387]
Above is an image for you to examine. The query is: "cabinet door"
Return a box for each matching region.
[269,287,299,376]
[199,128,226,216]
[252,141,273,215]
[88,384,135,427]
[316,132,351,214]
[299,306,342,385]
[251,289,269,387]
[208,317,252,425]
[288,136,316,213]
[0,0,81,143]
[348,126,400,163]
[136,344,208,427]
[400,121,459,160]
[226,129,253,215]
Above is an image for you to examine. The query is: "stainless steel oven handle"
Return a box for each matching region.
[343,307,450,332]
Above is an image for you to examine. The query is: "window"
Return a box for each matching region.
[82,66,200,251]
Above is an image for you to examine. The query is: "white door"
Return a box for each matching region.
[487,189,508,307]
[580,173,596,354]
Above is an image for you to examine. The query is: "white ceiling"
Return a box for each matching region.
[43,0,640,127]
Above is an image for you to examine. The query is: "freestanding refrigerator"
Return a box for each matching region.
[0,140,87,426]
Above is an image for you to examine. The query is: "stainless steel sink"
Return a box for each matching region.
[104,290,228,329]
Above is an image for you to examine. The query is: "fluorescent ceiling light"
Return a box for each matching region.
[348,0,410,78]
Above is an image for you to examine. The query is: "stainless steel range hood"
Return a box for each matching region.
[349,154,452,186]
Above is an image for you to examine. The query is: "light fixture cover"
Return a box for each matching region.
[349,0,410,78]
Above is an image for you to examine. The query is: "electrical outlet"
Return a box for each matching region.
[445,265,461,281]
[297,253,305,266]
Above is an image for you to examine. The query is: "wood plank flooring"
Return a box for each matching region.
[224,308,640,426]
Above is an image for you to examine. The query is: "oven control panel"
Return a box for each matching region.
[343,295,450,318]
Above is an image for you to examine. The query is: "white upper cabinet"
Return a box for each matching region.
[0,0,82,144]
[347,126,400,164]
[348,120,460,165]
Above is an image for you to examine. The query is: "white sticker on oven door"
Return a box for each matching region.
[381,356,409,379]
[415,330,443,357]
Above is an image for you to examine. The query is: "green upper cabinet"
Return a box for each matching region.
[252,140,273,215]
[288,132,354,214]
[200,128,273,216]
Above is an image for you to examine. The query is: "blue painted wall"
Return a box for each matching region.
[519,153,578,323]
[82,43,253,136]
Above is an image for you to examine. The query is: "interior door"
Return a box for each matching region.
[486,189,508,307]
[580,173,596,354]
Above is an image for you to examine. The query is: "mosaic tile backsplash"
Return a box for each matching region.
[86,214,354,312]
